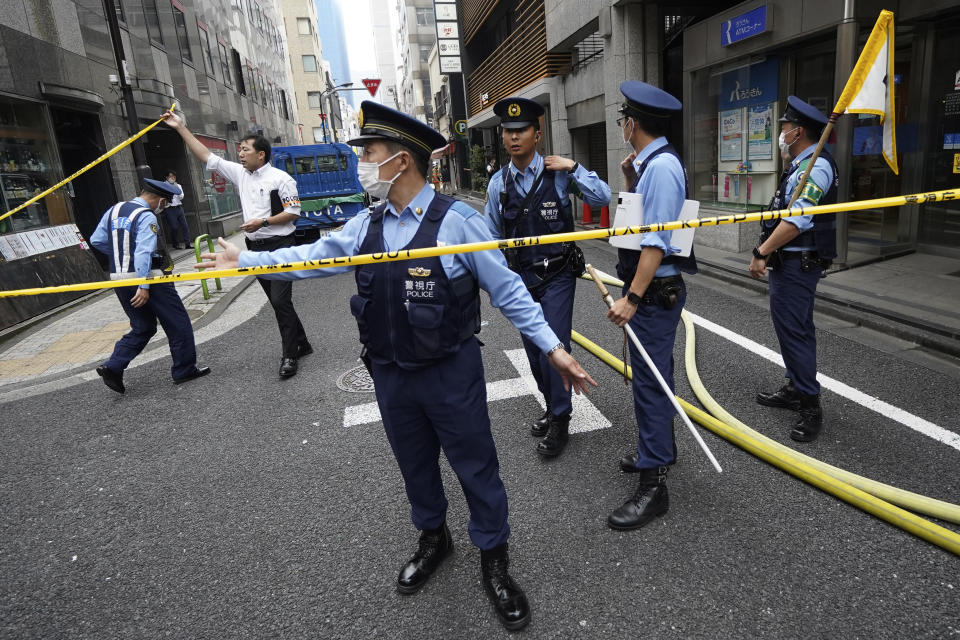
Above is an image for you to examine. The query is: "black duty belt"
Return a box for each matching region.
[780,250,816,260]
[640,275,683,305]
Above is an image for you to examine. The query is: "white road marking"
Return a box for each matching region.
[685,311,960,452]
[342,348,612,433]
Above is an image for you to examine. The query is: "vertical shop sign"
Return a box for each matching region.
[720,109,743,162]
[434,0,462,75]
[747,103,774,159]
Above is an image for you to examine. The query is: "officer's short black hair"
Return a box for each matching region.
[241,133,272,162]
[624,109,668,138]
[383,140,429,179]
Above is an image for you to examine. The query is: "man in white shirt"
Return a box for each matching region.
[163,111,313,378]
[163,170,190,249]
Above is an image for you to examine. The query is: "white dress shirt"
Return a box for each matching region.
[206,154,301,239]
[169,181,183,207]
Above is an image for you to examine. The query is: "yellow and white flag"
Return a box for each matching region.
[835,10,897,174]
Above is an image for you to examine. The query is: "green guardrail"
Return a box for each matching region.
[194,234,222,300]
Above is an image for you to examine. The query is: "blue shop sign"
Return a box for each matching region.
[719,58,779,109]
[721,6,769,47]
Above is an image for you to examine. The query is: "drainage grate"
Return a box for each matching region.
[337,365,376,393]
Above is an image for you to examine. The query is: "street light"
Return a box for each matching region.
[319,82,353,143]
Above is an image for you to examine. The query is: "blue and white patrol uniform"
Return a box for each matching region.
[615,81,697,470]
[89,179,199,380]
[242,102,562,550]
[485,116,611,421]
[762,96,839,397]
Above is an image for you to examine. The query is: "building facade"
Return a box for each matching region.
[369,0,400,109]
[394,0,437,123]
[315,0,353,108]
[279,0,329,144]
[0,0,299,329]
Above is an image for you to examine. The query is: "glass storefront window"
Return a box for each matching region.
[0,97,69,236]
[196,135,241,219]
[918,19,960,253]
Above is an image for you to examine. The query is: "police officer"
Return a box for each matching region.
[163,112,313,379]
[485,97,611,457]
[605,81,697,530]
[750,96,838,443]
[90,179,210,393]
[196,102,597,630]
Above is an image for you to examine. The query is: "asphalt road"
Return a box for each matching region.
[2,239,959,639]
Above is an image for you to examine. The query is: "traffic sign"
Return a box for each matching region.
[318,113,326,121]
[454,120,467,137]
[361,78,381,97]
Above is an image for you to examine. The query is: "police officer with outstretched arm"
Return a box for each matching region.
[90,178,210,394]
[605,82,697,531]
[196,102,597,631]
[485,97,611,458]
[750,96,838,443]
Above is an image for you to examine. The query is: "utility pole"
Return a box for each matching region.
[101,0,152,184]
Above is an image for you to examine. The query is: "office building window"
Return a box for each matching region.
[197,22,215,77]
[142,0,162,43]
[171,2,192,62]
[297,18,312,35]
[231,49,245,94]
[218,41,231,87]
[419,44,432,63]
[415,7,433,26]
[302,55,317,72]
[313,127,325,143]
[280,89,290,119]
[307,91,322,108]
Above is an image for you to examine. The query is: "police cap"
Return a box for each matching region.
[347,100,446,159]
[618,81,682,119]
[493,97,544,130]
[779,96,828,136]
[142,178,181,198]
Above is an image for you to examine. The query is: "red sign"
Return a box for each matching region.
[361,78,381,97]
[318,113,327,121]
[211,171,226,194]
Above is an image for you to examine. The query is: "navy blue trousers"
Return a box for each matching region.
[624,282,685,469]
[372,338,509,550]
[163,205,190,246]
[520,272,575,418]
[104,283,197,380]
[769,260,821,396]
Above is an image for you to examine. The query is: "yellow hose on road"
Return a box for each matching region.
[570,329,960,556]
[680,310,960,524]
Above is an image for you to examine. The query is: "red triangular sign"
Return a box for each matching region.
[362,78,381,97]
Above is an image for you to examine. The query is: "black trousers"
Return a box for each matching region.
[246,233,309,358]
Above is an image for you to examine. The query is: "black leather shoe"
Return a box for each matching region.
[790,394,824,442]
[608,467,669,530]
[757,380,801,410]
[619,452,640,473]
[530,410,550,437]
[96,365,125,394]
[536,414,569,457]
[278,357,298,378]
[481,543,530,631]
[173,365,211,385]
[397,523,453,594]
[297,343,314,358]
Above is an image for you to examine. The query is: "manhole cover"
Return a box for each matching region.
[337,365,375,393]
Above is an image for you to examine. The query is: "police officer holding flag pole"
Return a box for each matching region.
[605,81,697,531]
[485,97,611,458]
[90,178,210,393]
[750,96,838,443]
[196,101,598,631]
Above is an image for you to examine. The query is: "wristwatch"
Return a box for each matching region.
[568,162,581,174]
[261,217,270,227]
[547,343,565,357]
[626,291,643,305]
[752,246,769,260]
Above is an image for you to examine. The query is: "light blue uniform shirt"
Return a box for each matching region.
[483,152,611,239]
[632,137,686,278]
[779,144,835,246]
[90,197,157,290]
[238,183,561,353]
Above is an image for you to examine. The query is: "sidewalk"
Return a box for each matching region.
[0,234,253,391]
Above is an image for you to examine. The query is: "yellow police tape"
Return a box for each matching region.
[573,274,960,556]
[1,187,958,298]
[0,103,177,225]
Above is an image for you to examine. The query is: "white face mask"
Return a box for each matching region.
[778,127,800,155]
[621,117,634,149]
[357,152,403,200]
